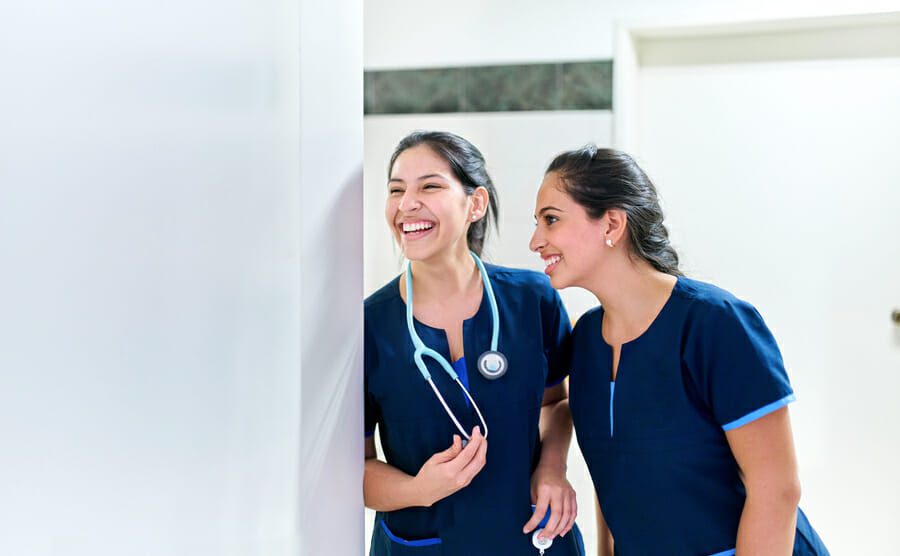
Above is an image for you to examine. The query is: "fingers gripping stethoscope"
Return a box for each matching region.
[405,252,509,444]
[529,504,555,554]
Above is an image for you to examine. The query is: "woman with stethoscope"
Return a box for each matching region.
[529,145,830,555]
[364,131,585,555]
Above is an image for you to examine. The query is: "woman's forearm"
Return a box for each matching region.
[735,485,800,555]
[364,458,426,511]
[537,387,573,471]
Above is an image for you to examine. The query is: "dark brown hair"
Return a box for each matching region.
[547,145,681,276]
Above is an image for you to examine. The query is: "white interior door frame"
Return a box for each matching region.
[612,10,900,152]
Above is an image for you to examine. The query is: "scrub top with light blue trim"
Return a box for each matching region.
[365,264,585,556]
[568,277,829,556]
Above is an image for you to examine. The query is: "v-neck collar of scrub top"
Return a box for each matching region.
[596,275,681,374]
[399,273,492,366]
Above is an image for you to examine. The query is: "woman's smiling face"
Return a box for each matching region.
[529,171,608,289]
[386,145,474,262]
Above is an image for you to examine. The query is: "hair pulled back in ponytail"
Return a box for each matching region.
[546,146,681,276]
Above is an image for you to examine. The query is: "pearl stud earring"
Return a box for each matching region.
[606,239,614,247]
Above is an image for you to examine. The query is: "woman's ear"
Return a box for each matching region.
[604,208,628,246]
[470,186,490,220]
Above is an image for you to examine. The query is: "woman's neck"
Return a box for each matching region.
[583,254,677,344]
[406,244,479,303]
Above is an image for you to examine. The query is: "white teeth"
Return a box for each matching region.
[544,255,561,267]
[402,221,434,232]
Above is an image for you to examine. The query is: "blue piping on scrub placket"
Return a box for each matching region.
[609,381,615,437]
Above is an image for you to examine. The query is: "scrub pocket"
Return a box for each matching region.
[370,518,443,556]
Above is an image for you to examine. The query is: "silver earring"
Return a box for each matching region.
[606,239,613,248]
[472,214,478,221]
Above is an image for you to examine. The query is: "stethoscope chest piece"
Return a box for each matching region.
[532,529,552,554]
[477,350,508,380]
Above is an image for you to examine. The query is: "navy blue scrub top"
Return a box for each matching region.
[568,277,829,556]
[365,264,584,556]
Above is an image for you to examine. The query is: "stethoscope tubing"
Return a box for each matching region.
[405,252,498,441]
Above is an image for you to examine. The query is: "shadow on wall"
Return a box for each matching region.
[299,164,364,552]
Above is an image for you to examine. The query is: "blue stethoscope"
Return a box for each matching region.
[406,253,554,554]
[405,252,508,442]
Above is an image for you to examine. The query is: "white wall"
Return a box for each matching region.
[365,0,900,69]
[299,1,364,555]
[0,1,362,554]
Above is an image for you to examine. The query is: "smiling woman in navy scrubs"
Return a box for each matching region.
[529,146,830,555]
[364,131,585,555]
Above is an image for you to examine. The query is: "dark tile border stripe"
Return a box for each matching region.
[365,60,612,115]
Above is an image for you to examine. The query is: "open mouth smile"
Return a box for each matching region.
[400,220,435,240]
[543,254,561,275]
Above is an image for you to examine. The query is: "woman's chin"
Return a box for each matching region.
[549,267,584,291]
[400,243,436,262]
[547,271,568,290]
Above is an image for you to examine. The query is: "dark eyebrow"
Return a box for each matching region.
[389,173,449,184]
[537,206,564,216]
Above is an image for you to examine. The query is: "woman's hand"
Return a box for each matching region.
[413,426,487,507]
[523,462,578,541]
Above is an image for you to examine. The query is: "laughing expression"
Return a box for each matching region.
[386,145,474,262]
